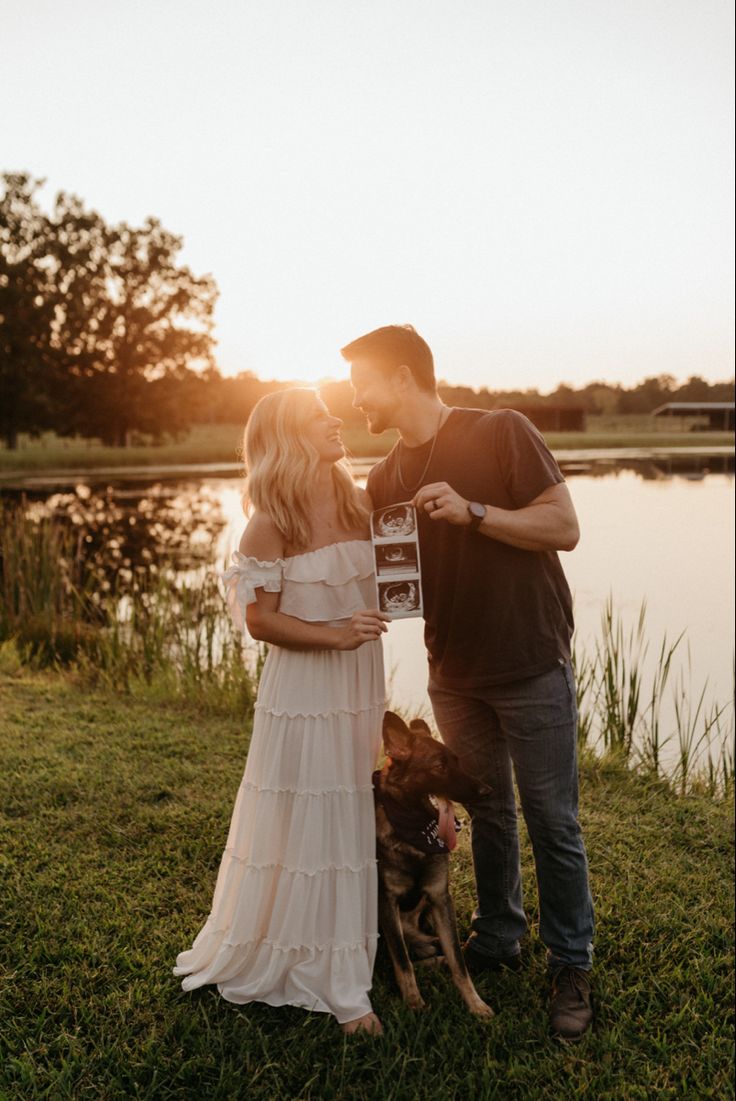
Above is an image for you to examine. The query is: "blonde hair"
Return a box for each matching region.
[243,388,368,551]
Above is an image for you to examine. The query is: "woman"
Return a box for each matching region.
[174,388,388,1035]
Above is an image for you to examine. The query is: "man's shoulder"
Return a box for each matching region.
[447,406,535,442]
[450,406,532,428]
[366,444,398,503]
[367,448,393,483]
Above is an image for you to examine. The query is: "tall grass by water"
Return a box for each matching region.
[1,504,733,797]
[0,504,258,716]
[572,596,735,798]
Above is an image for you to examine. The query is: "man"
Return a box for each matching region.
[342,324,594,1041]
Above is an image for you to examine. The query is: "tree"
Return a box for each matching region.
[618,375,677,414]
[48,193,218,445]
[0,173,219,448]
[0,173,58,448]
[673,375,717,403]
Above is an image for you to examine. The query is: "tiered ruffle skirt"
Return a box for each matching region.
[174,641,385,1023]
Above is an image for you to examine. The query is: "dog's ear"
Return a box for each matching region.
[408,718,432,737]
[382,711,414,759]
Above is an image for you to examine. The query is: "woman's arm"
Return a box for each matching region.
[240,510,387,651]
[246,591,387,651]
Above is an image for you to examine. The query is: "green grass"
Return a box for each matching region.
[0,417,732,475]
[1,670,733,1100]
[0,424,247,474]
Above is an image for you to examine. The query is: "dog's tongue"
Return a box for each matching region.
[436,797,457,851]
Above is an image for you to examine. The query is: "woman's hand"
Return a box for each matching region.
[337,610,390,650]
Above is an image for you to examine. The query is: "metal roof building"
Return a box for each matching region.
[652,402,734,431]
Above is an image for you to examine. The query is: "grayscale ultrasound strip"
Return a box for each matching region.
[370,503,424,620]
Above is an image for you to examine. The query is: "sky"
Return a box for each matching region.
[2,0,733,391]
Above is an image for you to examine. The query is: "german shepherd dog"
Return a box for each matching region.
[373,711,493,1018]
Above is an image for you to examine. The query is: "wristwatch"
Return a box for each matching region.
[467,501,486,531]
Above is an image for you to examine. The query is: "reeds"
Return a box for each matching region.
[2,506,733,797]
[0,504,96,664]
[573,595,735,798]
[0,504,257,715]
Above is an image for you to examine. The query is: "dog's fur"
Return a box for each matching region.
[374,711,493,1018]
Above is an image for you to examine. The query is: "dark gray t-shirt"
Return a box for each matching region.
[367,407,575,688]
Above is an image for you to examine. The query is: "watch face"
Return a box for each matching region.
[469,502,485,519]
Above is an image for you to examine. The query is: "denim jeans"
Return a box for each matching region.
[428,662,594,971]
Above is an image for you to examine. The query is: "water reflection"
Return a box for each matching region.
[2,482,228,594]
[557,452,734,481]
[1,454,733,770]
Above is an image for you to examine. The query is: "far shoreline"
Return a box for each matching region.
[0,441,733,488]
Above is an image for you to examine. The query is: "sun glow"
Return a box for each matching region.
[3,2,733,392]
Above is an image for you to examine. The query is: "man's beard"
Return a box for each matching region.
[365,410,391,435]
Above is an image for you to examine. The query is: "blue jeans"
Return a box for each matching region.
[428,662,594,971]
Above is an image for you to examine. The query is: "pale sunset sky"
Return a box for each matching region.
[2,0,733,391]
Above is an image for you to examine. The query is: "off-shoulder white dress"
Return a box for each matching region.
[174,539,385,1024]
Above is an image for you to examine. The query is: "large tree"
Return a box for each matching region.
[0,173,218,447]
[48,192,218,445]
[0,173,58,448]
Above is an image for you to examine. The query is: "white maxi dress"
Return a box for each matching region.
[174,539,385,1024]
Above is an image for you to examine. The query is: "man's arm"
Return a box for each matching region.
[413,481,580,553]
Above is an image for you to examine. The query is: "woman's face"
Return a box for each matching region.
[303,398,344,462]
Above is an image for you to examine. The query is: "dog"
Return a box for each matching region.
[373,711,493,1018]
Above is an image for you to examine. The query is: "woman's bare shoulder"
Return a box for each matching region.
[238,511,285,560]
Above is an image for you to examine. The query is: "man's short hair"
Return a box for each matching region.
[340,324,436,393]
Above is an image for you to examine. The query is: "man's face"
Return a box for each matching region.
[349,358,401,435]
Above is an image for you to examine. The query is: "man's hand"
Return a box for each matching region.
[412,481,580,552]
[413,482,470,526]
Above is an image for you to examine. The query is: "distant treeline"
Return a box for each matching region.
[187,372,735,437]
[2,172,733,449]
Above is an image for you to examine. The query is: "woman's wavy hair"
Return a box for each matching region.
[243,388,368,551]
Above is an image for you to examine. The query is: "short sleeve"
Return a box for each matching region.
[366,463,384,510]
[221,552,284,632]
[497,410,564,508]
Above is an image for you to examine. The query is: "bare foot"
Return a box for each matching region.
[340,1012,383,1036]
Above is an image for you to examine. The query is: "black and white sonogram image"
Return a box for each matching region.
[371,502,422,618]
[372,504,416,540]
[377,579,421,617]
[375,542,419,576]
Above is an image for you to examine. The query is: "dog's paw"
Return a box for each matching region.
[471,999,494,1019]
[405,994,427,1011]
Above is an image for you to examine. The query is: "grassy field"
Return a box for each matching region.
[1,669,733,1100]
[0,416,733,475]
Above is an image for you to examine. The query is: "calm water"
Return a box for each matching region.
[4,452,734,765]
[213,464,736,754]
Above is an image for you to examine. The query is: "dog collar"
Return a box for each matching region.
[372,771,461,854]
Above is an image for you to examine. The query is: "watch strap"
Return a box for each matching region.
[467,502,486,531]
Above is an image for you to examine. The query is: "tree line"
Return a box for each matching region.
[1,173,732,449]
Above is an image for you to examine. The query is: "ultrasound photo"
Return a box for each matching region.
[371,502,423,619]
[375,542,419,576]
[377,580,421,617]
[372,504,416,540]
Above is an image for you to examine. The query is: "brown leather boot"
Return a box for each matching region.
[549,966,593,1040]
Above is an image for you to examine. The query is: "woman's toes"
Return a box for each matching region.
[341,1012,383,1035]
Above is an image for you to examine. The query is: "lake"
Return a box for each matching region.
[3,448,733,770]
